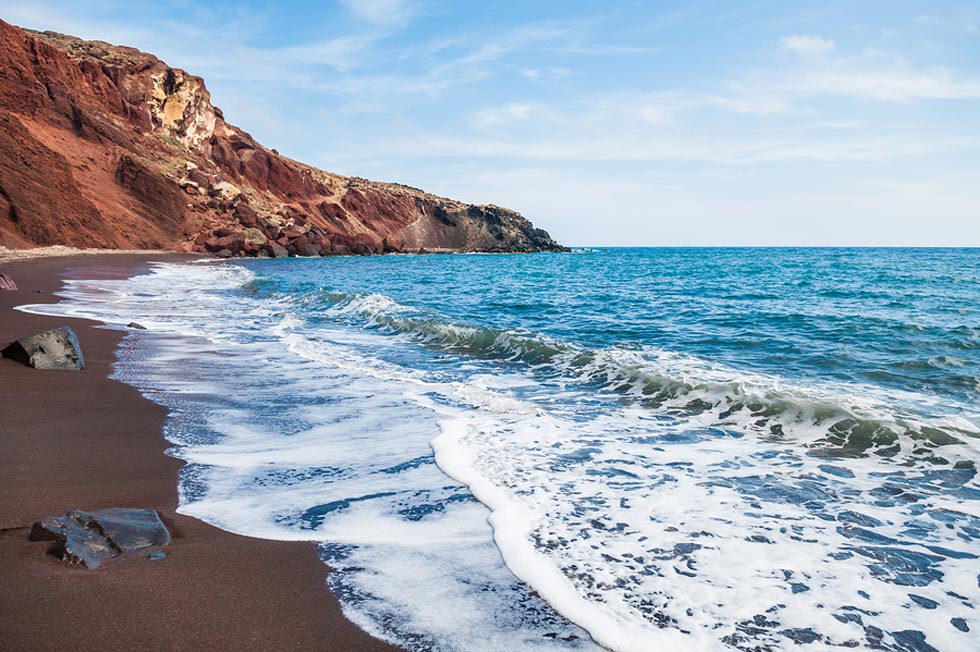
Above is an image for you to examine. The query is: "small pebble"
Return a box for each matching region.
[147,550,167,560]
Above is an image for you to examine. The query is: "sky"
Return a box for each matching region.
[2,1,979,246]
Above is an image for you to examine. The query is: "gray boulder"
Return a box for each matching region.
[1,326,85,370]
[30,508,171,569]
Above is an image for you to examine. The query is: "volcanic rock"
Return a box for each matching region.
[294,243,321,257]
[1,325,85,370]
[264,242,289,258]
[0,20,566,255]
[30,508,171,569]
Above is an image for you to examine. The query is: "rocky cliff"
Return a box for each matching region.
[0,20,565,256]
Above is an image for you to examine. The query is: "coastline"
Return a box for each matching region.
[0,253,401,652]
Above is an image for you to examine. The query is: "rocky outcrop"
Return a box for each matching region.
[2,325,85,370]
[30,508,171,568]
[0,20,565,255]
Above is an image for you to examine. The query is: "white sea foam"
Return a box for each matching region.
[19,261,980,652]
[20,262,601,651]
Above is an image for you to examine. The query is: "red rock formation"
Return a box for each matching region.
[0,20,565,256]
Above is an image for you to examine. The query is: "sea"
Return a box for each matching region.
[22,248,980,651]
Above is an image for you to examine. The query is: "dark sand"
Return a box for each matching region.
[0,254,401,652]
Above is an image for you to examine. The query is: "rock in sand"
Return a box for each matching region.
[1,326,85,370]
[30,508,172,569]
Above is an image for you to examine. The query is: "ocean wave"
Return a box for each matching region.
[291,288,980,460]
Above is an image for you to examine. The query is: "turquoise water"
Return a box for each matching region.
[254,247,980,403]
[25,248,980,651]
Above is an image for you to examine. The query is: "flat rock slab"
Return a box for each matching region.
[1,325,85,370]
[30,508,171,569]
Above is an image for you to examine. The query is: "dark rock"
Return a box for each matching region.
[295,243,320,257]
[30,508,171,569]
[233,202,258,227]
[352,234,380,255]
[83,508,171,550]
[257,217,275,231]
[204,232,245,254]
[382,235,403,253]
[186,168,211,188]
[263,242,289,258]
[1,325,85,370]
[30,514,117,568]
[126,322,147,330]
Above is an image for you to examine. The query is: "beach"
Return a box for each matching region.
[0,253,400,652]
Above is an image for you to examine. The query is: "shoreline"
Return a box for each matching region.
[0,254,400,651]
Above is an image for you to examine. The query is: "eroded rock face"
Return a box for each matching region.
[30,508,172,569]
[1,325,85,370]
[0,20,565,255]
[147,67,216,150]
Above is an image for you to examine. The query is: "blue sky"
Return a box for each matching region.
[2,1,979,246]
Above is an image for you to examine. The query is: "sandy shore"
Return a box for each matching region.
[0,254,401,651]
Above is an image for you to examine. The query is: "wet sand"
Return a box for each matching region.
[0,254,401,652]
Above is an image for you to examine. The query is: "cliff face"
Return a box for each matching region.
[0,20,565,256]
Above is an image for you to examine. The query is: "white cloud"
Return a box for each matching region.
[735,42,980,105]
[367,125,979,166]
[915,15,942,26]
[791,65,980,102]
[472,103,536,127]
[340,0,415,27]
[637,105,673,124]
[710,90,791,115]
[780,34,836,55]
[263,35,378,72]
[552,44,662,55]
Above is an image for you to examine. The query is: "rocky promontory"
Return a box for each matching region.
[0,20,565,256]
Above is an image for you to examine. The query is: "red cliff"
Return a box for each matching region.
[0,20,565,256]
